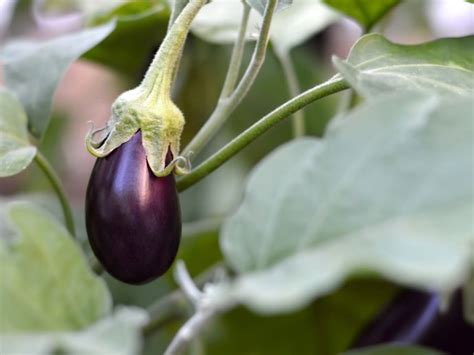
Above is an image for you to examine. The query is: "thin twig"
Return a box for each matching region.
[182,0,277,158]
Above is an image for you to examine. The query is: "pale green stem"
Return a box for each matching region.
[275,48,305,138]
[34,152,75,237]
[182,0,277,158]
[177,78,349,191]
[220,1,251,98]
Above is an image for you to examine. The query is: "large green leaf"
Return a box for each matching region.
[0,201,111,332]
[0,88,36,177]
[0,22,115,138]
[333,34,474,98]
[322,0,399,30]
[344,344,443,355]
[217,93,473,314]
[0,307,147,355]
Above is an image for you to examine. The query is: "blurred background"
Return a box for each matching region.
[0,0,473,353]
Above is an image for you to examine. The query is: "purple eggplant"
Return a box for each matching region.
[352,289,473,354]
[86,131,181,284]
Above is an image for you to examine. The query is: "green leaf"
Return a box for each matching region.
[333,34,474,98]
[0,201,111,332]
[0,87,36,177]
[0,307,147,355]
[322,0,399,30]
[247,0,293,16]
[343,344,444,355]
[217,93,473,314]
[1,21,115,139]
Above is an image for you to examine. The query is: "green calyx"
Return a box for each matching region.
[86,0,208,177]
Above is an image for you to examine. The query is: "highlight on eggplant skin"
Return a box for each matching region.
[85,131,181,284]
[351,289,473,354]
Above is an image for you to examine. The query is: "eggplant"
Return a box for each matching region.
[86,131,181,284]
[352,289,473,354]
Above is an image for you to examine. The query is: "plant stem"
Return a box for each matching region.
[167,0,191,84]
[275,48,305,138]
[34,151,75,237]
[182,0,277,158]
[220,1,251,98]
[143,264,223,336]
[164,308,217,355]
[177,77,349,191]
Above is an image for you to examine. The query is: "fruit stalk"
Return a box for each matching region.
[140,0,208,103]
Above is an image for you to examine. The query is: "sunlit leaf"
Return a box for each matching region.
[217,93,473,314]
[0,88,36,177]
[333,34,474,98]
[0,201,111,332]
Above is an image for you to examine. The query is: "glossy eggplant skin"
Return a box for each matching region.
[86,131,181,284]
[352,289,473,355]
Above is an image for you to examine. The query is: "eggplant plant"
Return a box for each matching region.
[0,0,473,354]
